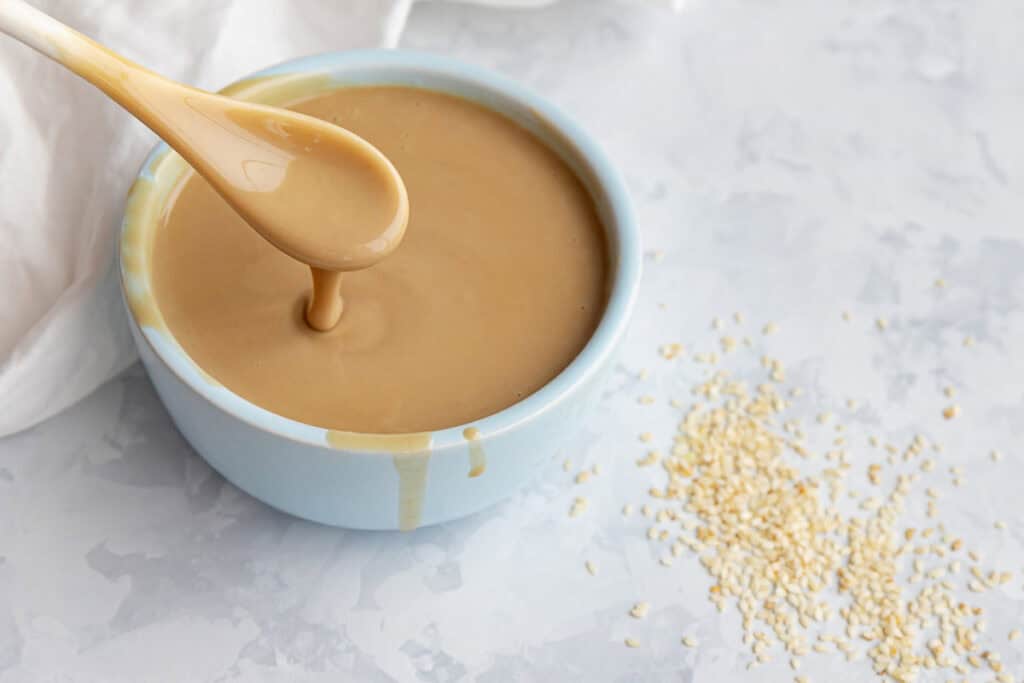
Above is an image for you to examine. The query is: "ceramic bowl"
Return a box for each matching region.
[119,50,641,530]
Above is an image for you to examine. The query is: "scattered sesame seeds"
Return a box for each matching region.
[613,336,1021,682]
[942,405,960,420]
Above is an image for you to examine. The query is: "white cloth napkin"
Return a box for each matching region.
[0,0,577,436]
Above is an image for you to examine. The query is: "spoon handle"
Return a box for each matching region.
[0,0,67,61]
[0,0,193,134]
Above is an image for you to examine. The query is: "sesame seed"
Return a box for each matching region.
[660,343,685,360]
[636,450,660,467]
[639,432,653,443]
[943,386,955,397]
[624,637,640,648]
[841,311,851,321]
[762,322,779,335]
[575,471,591,485]
[585,560,597,576]
[990,450,1003,462]
[638,395,656,405]
[562,459,572,472]
[934,278,946,288]
[942,405,960,420]
[1009,629,1021,641]
[622,504,634,516]
[630,602,650,619]
[682,636,698,648]
[994,520,1007,530]
[876,317,888,330]
[963,335,975,347]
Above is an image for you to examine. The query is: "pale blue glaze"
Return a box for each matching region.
[121,50,641,530]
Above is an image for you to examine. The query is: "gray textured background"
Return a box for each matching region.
[2,1,1023,681]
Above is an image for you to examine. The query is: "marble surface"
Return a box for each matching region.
[2,1,1024,681]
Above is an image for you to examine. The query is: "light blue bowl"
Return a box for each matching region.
[119,50,641,530]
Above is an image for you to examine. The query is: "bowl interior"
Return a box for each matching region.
[120,50,640,454]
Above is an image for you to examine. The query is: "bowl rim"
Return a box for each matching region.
[120,48,642,454]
